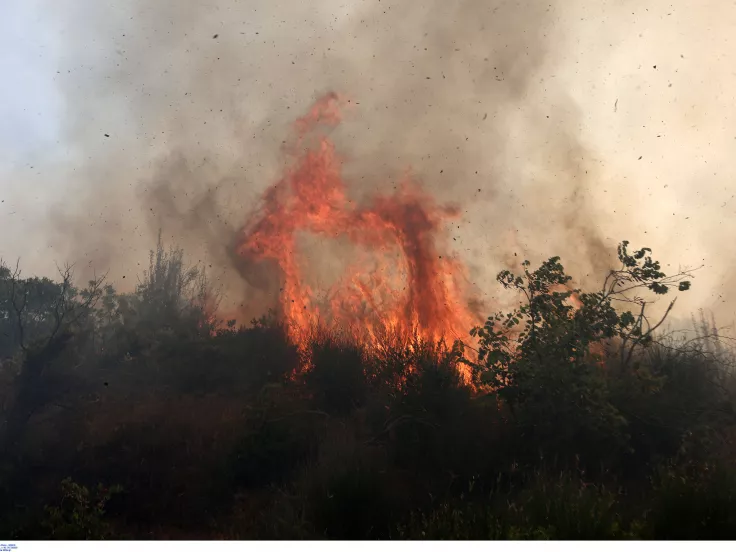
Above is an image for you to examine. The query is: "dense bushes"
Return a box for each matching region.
[397,472,631,540]
[1,239,736,539]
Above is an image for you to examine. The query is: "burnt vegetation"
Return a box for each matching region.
[1,237,736,540]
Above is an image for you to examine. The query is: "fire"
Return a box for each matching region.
[235,93,480,374]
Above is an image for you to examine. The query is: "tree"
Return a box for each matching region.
[0,260,104,458]
[470,241,695,467]
[88,234,219,364]
[133,232,217,338]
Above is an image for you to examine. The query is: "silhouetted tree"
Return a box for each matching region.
[470,242,696,468]
[0,260,104,459]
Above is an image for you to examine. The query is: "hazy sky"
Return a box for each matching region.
[1,3,59,157]
[2,0,735,330]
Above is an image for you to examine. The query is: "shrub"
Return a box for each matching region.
[304,329,368,415]
[41,478,122,540]
[646,462,736,539]
[398,471,633,540]
[229,420,314,489]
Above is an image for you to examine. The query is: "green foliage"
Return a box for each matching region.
[304,329,368,415]
[646,462,736,539]
[610,316,736,469]
[379,338,482,475]
[41,478,122,540]
[3,236,736,540]
[0,261,105,459]
[510,472,629,539]
[396,502,509,540]
[0,273,66,357]
[0,261,103,358]
[136,231,213,330]
[472,241,693,381]
[470,241,695,469]
[397,472,634,539]
[91,233,215,365]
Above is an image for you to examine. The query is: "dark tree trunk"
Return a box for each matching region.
[0,332,73,463]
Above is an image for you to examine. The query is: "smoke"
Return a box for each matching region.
[2,0,736,329]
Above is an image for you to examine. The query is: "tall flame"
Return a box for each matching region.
[235,93,480,367]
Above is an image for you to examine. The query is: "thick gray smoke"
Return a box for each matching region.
[2,0,735,329]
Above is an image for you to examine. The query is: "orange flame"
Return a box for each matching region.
[235,93,480,375]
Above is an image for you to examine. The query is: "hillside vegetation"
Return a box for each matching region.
[1,238,735,539]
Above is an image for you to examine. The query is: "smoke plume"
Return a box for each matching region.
[2,0,735,329]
